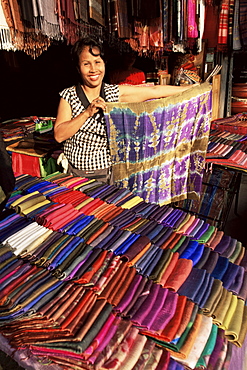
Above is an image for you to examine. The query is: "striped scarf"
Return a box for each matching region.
[218,0,230,46]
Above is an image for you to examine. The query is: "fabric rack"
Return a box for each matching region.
[0,171,247,369]
[175,113,247,229]
[1,0,247,58]
[173,165,241,229]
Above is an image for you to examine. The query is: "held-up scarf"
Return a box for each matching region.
[104,83,212,206]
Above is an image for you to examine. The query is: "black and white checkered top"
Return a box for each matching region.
[60,83,119,171]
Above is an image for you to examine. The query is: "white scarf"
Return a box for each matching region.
[0,2,15,50]
[32,0,62,40]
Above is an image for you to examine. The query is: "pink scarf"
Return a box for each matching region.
[187,0,198,38]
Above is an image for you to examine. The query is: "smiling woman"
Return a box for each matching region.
[54,36,194,183]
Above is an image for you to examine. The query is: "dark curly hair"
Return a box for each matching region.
[71,36,104,70]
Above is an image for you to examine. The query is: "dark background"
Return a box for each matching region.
[0,41,156,122]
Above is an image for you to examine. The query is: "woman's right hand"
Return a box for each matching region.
[86,97,106,117]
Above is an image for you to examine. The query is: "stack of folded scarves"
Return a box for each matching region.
[206,126,247,171]
[210,113,247,135]
[0,117,36,141]
[0,172,247,370]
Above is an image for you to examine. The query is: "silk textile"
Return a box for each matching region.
[104,83,212,205]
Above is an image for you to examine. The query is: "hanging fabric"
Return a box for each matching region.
[0,1,15,50]
[239,0,247,47]
[73,0,88,23]
[89,0,105,27]
[233,0,242,50]
[217,0,230,50]
[56,0,78,44]
[31,0,62,41]
[187,0,199,38]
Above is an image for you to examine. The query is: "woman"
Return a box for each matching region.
[54,37,194,183]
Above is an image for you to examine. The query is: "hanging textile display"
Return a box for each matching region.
[0,0,246,57]
[104,82,212,206]
[74,0,88,23]
[31,0,62,41]
[56,0,78,44]
[187,0,198,39]
[0,0,102,56]
[126,0,163,53]
[89,0,104,26]
[0,1,15,50]
[106,0,130,38]
[233,0,242,50]
[197,0,205,52]
[239,0,247,47]
[217,0,230,50]
[1,0,51,57]
[202,4,220,49]
[162,0,169,43]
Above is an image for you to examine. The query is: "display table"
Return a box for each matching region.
[1,116,62,178]
[6,139,60,178]
[0,172,247,370]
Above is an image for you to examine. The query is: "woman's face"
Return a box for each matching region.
[78,45,105,88]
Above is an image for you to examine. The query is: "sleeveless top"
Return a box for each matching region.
[60,83,119,171]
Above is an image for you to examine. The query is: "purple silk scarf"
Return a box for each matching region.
[104,83,212,205]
